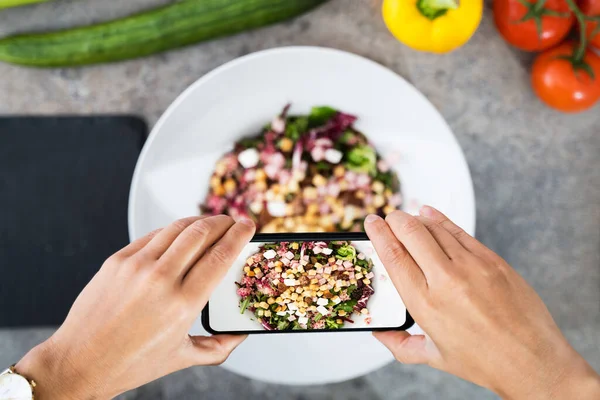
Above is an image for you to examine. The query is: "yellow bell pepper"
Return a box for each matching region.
[382,0,483,53]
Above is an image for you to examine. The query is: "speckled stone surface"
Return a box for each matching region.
[0,0,598,399]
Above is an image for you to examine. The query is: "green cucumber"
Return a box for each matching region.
[0,0,51,10]
[0,0,326,67]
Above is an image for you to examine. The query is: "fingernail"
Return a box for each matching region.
[419,205,435,217]
[239,218,255,227]
[365,214,382,224]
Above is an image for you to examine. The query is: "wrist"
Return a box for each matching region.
[495,346,600,400]
[15,337,103,400]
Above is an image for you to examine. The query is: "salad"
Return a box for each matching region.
[236,241,375,330]
[201,105,402,232]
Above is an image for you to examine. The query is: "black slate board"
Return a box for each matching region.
[0,116,146,327]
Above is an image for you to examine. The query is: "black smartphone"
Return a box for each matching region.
[202,232,414,334]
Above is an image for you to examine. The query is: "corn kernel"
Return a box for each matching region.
[264,310,272,317]
[255,180,267,191]
[363,278,371,285]
[255,169,266,181]
[355,273,364,279]
[312,174,327,187]
[244,266,251,273]
[310,278,319,285]
[384,205,396,215]
[260,302,269,309]
[355,190,366,199]
[338,310,347,316]
[303,187,318,200]
[373,195,385,208]
[299,307,306,314]
[372,181,385,194]
[213,185,225,196]
[291,242,299,249]
[333,165,345,177]
[310,305,317,312]
[279,137,294,152]
[210,176,221,188]
[224,178,236,193]
[316,291,323,297]
[319,285,329,291]
[291,293,299,301]
[361,308,369,314]
[336,319,343,325]
[257,309,264,316]
[254,267,262,275]
[275,266,283,273]
[308,270,317,276]
[328,257,336,264]
[350,279,357,285]
[247,271,255,277]
[306,203,319,216]
[267,297,275,305]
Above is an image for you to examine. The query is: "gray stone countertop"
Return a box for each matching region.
[0,0,598,399]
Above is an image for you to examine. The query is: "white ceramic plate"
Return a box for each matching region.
[128,46,475,385]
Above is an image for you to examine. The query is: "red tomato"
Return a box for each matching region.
[494,0,574,51]
[531,42,600,112]
[579,0,600,49]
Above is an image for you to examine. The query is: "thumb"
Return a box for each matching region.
[373,331,434,365]
[186,334,247,366]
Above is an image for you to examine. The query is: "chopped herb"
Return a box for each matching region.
[325,317,343,329]
[239,136,262,148]
[334,300,357,313]
[285,116,309,140]
[309,106,337,126]
[346,144,377,176]
[263,243,278,250]
[346,284,357,295]
[277,320,290,330]
[339,130,355,144]
[294,253,301,260]
[315,161,332,172]
[335,244,357,261]
[376,171,394,189]
[356,259,369,268]
[240,297,250,314]
[292,321,302,330]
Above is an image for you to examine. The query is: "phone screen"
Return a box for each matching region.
[203,233,412,334]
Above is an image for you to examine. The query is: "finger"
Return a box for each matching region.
[183,219,256,308]
[113,228,163,259]
[364,214,427,306]
[139,216,207,259]
[415,216,466,260]
[419,206,499,261]
[373,331,431,365]
[385,211,450,277]
[186,334,247,366]
[158,215,235,279]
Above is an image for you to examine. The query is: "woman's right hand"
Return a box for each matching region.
[364,206,600,399]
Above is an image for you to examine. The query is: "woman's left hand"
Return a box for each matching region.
[16,215,255,400]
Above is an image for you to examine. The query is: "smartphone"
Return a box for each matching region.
[202,232,414,334]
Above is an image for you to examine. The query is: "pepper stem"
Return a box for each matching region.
[417,0,459,20]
